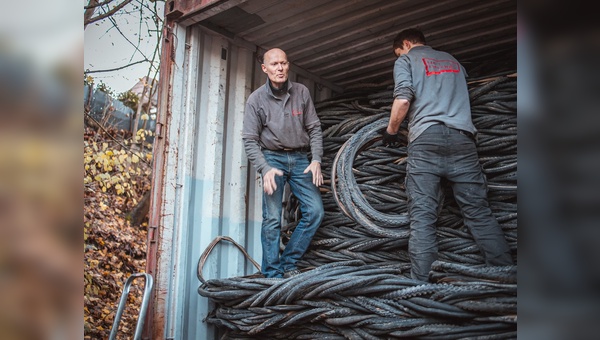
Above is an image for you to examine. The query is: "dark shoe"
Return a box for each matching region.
[283,269,301,279]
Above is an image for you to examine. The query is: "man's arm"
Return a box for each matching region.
[303,89,323,164]
[303,160,323,187]
[306,122,323,163]
[243,138,284,195]
[242,99,284,195]
[305,120,324,187]
[383,55,413,145]
[303,89,324,186]
[386,98,410,134]
[242,138,271,175]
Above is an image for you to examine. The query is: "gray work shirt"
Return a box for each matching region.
[393,45,476,143]
[242,80,323,175]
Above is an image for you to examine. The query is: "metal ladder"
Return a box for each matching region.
[109,272,153,340]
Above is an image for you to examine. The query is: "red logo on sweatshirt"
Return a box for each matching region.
[422,58,460,76]
[292,109,303,116]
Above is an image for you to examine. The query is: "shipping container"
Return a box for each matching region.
[145,1,516,338]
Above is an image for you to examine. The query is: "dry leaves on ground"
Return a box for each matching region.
[84,126,151,339]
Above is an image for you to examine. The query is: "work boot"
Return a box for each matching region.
[283,269,301,279]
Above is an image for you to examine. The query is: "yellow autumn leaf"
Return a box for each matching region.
[131,154,139,163]
[141,113,149,120]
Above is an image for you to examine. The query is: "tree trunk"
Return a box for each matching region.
[84,0,99,30]
[126,190,151,227]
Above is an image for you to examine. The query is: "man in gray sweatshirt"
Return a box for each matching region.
[382,28,513,282]
[242,48,324,279]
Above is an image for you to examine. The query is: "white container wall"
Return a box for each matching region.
[148,24,333,339]
[150,25,255,339]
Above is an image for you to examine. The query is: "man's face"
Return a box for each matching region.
[262,49,289,88]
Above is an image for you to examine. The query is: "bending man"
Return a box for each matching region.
[382,29,513,282]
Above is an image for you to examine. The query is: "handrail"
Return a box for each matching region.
[109,272,154,340]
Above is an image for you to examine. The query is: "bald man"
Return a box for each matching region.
[242,48,324,279]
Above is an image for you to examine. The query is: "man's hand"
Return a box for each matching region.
[304,161,323,187]
[382,128,402,147]
[263,168,283,195]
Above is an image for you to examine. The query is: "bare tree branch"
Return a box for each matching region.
[84,0,135,28]
[85,59,150,74]
[133,2,146,64]
[107,14,148,64]
[132,1,163,133]
[84,0,99,30]
[84,0,116,10]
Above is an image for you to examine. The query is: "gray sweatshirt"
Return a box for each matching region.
[242,80,323,175]
[393,45,476,143]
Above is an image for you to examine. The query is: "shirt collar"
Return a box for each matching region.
[266,79,291,97]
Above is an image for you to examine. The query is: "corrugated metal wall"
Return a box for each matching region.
[194,0,517,87]
[148,24,335,339]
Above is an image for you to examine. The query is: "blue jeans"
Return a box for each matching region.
[406,124,513,282]
[261,150,324,278]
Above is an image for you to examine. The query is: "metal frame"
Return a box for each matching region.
[109,273,154,340]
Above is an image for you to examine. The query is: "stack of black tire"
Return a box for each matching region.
[199,74,518,339]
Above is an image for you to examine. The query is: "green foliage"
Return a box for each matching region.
[117,90,140,112]
[85,75,94,86]
[84,129,153,196]
[96,81,115,97]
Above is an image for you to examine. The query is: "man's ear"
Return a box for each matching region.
[261,64,267,74]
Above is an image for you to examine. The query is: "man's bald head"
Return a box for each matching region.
[261,48,290,89]
[262,48,287,64]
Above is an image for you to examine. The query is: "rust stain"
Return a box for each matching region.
[144,16,177,340]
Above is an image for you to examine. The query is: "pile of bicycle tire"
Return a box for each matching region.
[199,74,517,339]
